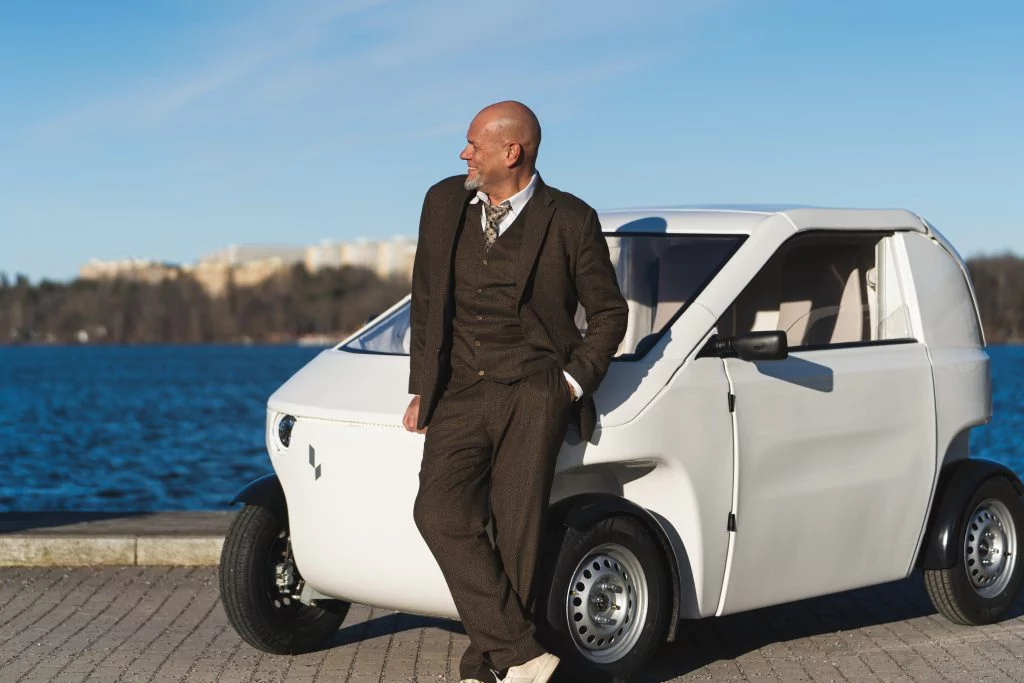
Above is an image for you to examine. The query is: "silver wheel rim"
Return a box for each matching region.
[964,498,1017,598]
[565,543,649,664]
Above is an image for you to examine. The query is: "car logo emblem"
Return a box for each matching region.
[309,445,322,480]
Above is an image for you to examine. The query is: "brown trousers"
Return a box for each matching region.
[413,366,573,680]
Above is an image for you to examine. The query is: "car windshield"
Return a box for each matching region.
[340,234,743,358]
[340,301,413,354]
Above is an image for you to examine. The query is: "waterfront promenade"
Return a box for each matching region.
[2,513,1024,682]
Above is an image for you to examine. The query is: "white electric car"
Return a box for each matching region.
[219,206,1023,682]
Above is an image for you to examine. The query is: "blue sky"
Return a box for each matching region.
[1,0,1022,282]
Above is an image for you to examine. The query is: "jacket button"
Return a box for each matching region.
[474,340,481,347]
[478,370,485,376]
[482,259,488,265]
[476,288,482,294]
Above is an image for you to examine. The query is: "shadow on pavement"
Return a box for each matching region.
[330,610,465,649]
[637,570,1024,683]
[304,571,1024,682]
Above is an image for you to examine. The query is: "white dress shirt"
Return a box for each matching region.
[468,172,538,234]
[470,173,584,401]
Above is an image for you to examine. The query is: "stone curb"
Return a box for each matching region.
[0,535,225,567]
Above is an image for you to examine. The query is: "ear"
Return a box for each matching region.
[505,142,521,168]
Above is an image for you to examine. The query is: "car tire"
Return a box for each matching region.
[537,515,671,682]
[924,476,1024,626]
[219,504,347,654]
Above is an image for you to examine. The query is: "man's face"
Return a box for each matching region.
[460,116,506,193]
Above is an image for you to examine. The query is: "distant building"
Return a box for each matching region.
[374,236,417,281]
[187,245,306,296]
[306,236,416,281]
[80,237,417,296]
[79,258,182,284]
[305,241,345,272]
[198,244,307,267]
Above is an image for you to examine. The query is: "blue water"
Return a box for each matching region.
[0,345,321,511]
[0,345,1022,511]
[971,345,1024,472]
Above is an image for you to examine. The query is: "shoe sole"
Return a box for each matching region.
[534,658,559,683]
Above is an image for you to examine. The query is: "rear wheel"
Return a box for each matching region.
[539,515,670,682]
[924,476,1024,625]
[219,504,347,653]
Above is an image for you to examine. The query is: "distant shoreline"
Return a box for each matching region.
[2,340,1023,349]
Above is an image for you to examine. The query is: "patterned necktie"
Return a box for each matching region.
[482,201,512,251]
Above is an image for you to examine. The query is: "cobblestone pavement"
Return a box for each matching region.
[1,567,1023,682]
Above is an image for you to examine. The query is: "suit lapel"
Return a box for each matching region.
[514,178,555,303]
[436,186,474,301]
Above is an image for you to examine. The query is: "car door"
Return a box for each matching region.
[716,232,937,614]
[588,232,745,429]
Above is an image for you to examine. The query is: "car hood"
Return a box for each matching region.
[267,349,409,426]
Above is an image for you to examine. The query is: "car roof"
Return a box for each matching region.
[598,205,930,236]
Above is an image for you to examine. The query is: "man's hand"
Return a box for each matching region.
[564,378,577,401]
[403,395,428,434]
[563,371,582,401]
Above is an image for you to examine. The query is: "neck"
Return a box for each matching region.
[483,169,534,205]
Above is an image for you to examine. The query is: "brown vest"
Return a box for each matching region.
[447,201,558,392]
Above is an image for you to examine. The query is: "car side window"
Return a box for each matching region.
[718,233,915,350]
[585,235,744,358]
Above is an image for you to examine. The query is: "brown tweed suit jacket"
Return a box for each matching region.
[408,174,628,442]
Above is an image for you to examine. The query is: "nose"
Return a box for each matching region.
[459,144,472,161]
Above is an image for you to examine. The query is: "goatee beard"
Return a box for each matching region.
[464,175,481,191]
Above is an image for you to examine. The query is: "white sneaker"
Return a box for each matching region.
[500,652,560,682]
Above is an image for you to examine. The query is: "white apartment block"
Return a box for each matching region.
[305,236,416,281]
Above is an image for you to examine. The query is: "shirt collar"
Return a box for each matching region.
[469,173,539,217]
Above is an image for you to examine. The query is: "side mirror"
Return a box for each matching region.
[701,331,788,361]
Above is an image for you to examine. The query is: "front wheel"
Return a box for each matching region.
[539,515,671,682]
[219,504,347,654]
[924,476,1024,625]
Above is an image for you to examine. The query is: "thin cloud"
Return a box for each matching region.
[211,0,710,134]
[34,0,390,140]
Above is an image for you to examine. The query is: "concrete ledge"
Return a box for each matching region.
[0,537,137,566]
[0,511,233,566]
[136,537,224,566]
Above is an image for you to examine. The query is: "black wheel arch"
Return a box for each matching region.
[916,457,1024,569]
[546,492,684,642]
[232,473,288,528]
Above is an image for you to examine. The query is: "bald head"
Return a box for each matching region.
[460,101,542,199]
[475,100,541,163]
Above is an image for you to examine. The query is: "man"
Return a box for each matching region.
[403,101,628,683]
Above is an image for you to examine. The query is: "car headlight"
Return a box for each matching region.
[277,414,296,449]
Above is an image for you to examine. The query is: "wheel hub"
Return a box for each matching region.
[565,544,648,665]
[268,530,304,613]
[275,562,297,592]
[964,498,1017,598]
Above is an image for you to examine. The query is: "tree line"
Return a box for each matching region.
[0,265,410,345]
[967,254,1024,343]
[1,254,1023,345]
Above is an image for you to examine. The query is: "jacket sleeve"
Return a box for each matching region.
[408,192,431,395]
[563,208,628,395]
